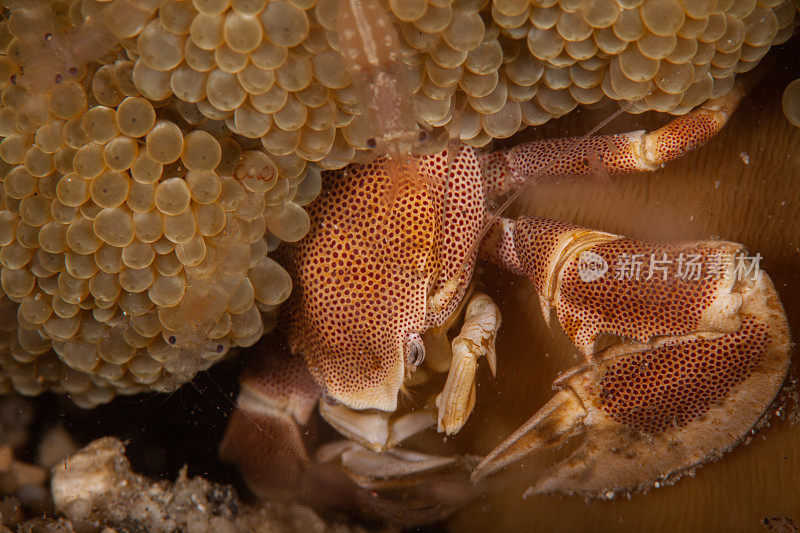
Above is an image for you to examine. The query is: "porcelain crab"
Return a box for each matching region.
[219,83,791,524]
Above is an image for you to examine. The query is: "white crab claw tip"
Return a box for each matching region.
[486,347,497,377]
[471,389,585,483]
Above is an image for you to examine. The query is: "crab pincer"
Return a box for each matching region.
[473,217,791,495]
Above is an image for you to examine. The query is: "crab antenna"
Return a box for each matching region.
[478,101,634,238]
[437,102,636,304]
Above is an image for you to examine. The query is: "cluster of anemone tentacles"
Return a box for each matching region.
[0,0,319,407]
[106,0,796,152]
[0,0,797,407]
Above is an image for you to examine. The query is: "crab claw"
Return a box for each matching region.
[473,217,791,495]
[317,441,479,526]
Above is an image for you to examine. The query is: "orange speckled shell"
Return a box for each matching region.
[277,146,486,412]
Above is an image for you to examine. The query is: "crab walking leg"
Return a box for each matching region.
[315,441,480,527]
[482,82,748,196]
[221,351,474,524]
[436,293,501,435]
[473,217,791,494]
[219,350,330,501]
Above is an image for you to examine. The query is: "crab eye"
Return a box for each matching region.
[418,130,428,142]
[168,335,177,345]
[405,339,425,367]
[216,344,224,353]
[54,73,62,84]
[366,137,377,149]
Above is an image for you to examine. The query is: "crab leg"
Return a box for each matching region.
[316,440,479,526]
[218,349,332,501]
[436,292,501,435]
[473,217,791,495]
[220,345,471,520]
[483,82,749,196]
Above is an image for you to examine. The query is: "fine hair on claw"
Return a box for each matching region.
[440,102,638,306]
